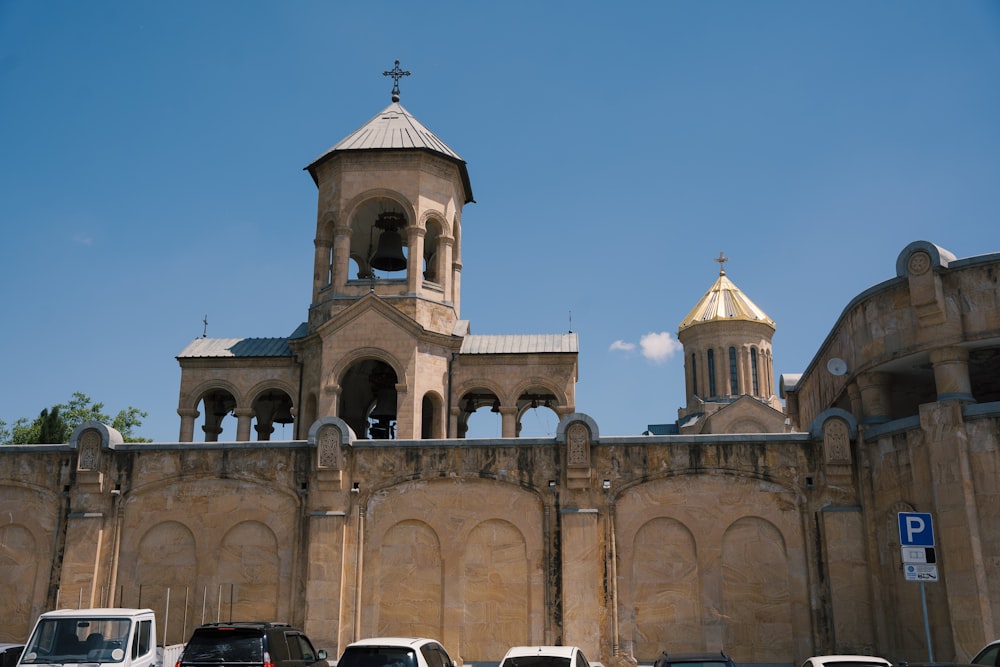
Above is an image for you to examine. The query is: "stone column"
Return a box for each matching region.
[438,236,455,302]
[234,408,254,442]
[500,406,518,438]
[393,383,411,439]
[449,406,461,439]
[178,408,199,443]
[452,259,463,316]
[857,372,892,424]
[334,225,352,285]
[313,239,332,300]
[407,226,425,294]
[202,420,222,442]
[322,384,341,424]
[736,345,747,396]
[743,345,754,395]
[929,346,974,402]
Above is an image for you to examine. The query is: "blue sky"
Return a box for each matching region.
[2,1,999,441]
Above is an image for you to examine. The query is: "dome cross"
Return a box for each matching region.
[383,59,411,102]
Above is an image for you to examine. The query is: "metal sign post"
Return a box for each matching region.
[898,512,936,662]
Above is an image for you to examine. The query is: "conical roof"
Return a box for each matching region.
[305,101,473,202]
[678,268,775,332]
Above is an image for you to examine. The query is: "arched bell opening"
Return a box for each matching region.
[458,389,502,439]
[349,199,410,280]
[421,391,444,439]
[339,359,399,440]
[197,389,237,442]
[515,390,559,437]
[423,219,443,284]
[251,389,295,441]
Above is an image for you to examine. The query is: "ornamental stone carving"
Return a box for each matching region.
[567,422,590,467]
[907,251,931,276]
[823,418,851,465]
[78,429,101,471]
[317,424,343,470]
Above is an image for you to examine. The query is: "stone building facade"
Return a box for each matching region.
[2,82,1000,667]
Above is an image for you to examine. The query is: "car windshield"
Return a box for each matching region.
[502,657,572,667]
[973,645,1000,666]
[338,647,418,667]
[21,618,132,664]
[183,630,263,663]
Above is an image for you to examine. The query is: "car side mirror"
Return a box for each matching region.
[318,650,328,661]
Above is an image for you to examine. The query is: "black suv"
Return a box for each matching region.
[653,652,737,667]
[178,622,328,667]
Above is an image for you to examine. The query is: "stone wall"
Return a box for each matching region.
[3,410,1000,665]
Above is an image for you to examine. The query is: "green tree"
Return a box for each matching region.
[0,392,151,444]
[38,406,68,444]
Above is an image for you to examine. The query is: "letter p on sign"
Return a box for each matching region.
[898,512,934,547]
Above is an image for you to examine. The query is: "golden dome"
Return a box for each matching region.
[678,268,775,332]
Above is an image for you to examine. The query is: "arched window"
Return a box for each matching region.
[707,350,716,397]
[751,347,760,396]
[729,347,738,395]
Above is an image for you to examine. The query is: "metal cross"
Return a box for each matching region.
[383,60,410,102]
[714,251,729,274]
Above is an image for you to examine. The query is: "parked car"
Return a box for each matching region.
[336,637,456,667]
[973,640,1000,666]
[654,652,735,667]
[498,645,597,667]
[177,622,328,667]
[801,656,892,667]
[1,645,24,667]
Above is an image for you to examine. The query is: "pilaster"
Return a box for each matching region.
[560,508,602,660]
[918,400,995,658]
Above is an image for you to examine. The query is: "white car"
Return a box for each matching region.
[498,646,600,667]
[801,656,892,667]
[335,638,457,667]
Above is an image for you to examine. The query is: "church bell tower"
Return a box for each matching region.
[293,61,475,439]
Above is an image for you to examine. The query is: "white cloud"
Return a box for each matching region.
[609,340,636,352]
[639,331,682,364]
[73,234,94,246]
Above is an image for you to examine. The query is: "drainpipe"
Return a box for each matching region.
[108,486,124,606]
[609,498,621,659]
[294,355,304,440]
[353,504,366,640]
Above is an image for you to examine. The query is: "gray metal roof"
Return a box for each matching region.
[328,102,462,157]
[460,334,578,355]
[306,102,473,202]
[177,337,293,359]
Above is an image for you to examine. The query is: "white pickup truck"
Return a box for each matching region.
[16,608,185,667]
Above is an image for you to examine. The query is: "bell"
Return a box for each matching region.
[273,402,294,425]
[370,228,407,271]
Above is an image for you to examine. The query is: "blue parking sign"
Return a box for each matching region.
[898,512,935,547]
